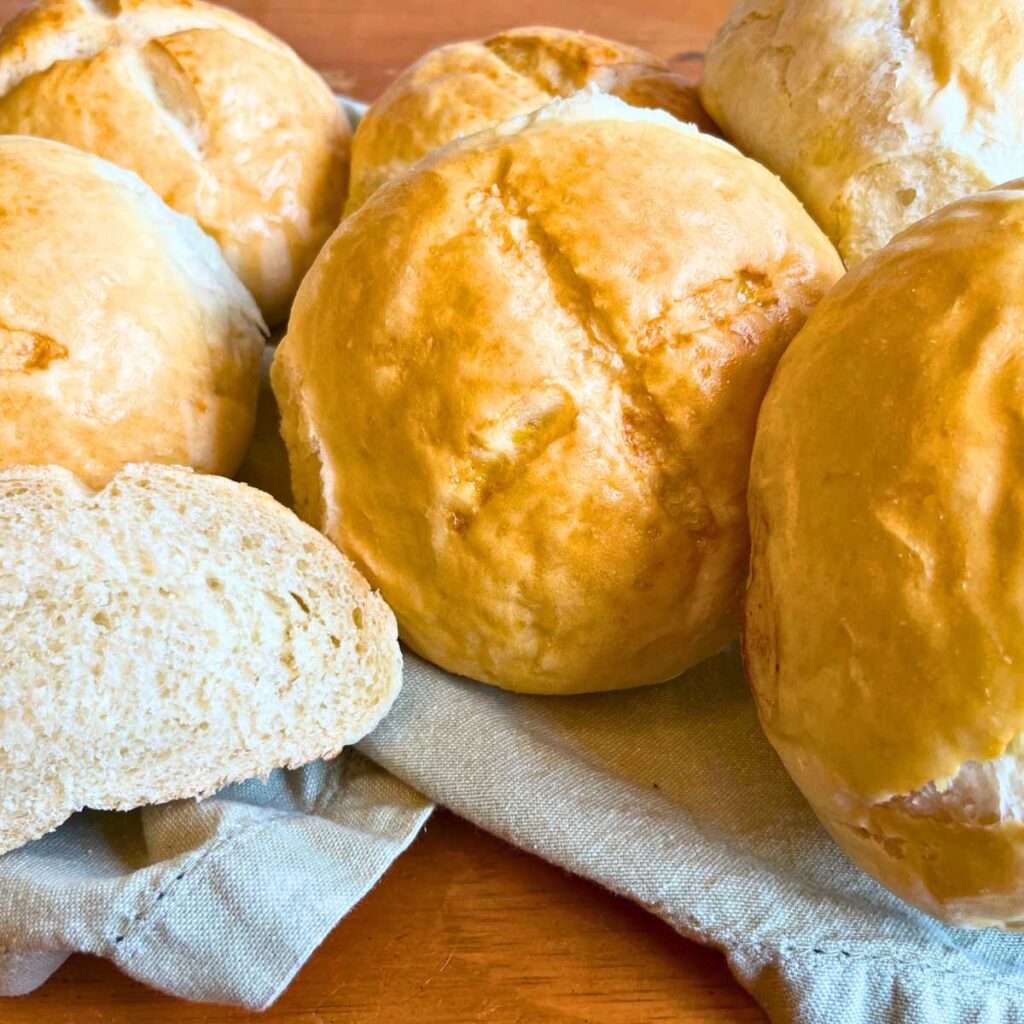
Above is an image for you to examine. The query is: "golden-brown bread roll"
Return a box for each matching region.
[746,182,1024,927]
[0,0,350,325]
[273,93,842,695]
[346,25,716,213]
[0,136,265,488]
[701,0,1024,265]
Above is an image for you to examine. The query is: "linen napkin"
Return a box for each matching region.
[363,650,1024,1024]
[0,754,431,1008]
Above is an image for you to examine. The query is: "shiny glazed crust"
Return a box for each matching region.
[275,94,842,694]
[746,182,1024,925]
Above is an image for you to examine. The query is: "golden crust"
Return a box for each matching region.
[0,0,350,325]
[275,97,842,694]
[746,182,1024,925]
[701,0,1024,265]
[346,26,716,213]
[0,136,265,488]
[827,796,1024,929]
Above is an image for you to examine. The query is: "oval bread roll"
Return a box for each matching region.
[0,136,266,488]
[746,183,1024,927]
[0,0,351,325]
[274,92,842,695]
[0,463,402,856]
[701,0,1024,266]
[346,25,716,213]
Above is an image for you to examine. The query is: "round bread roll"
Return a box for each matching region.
[0,0,350,325]
[274,92,842,695]
[0,136,265,489]
[701,0,1024,265]
[346,25,716,214]
[746,182,1024,927]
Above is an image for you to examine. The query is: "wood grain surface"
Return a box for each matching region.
[235,0,727,99]
[0,0,768,1020]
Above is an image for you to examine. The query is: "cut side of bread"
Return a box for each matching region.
[0,463,402,855]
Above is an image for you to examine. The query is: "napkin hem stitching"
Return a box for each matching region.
[730,940,1024,994]
[107,810,307,959]
[644,901,1024,994]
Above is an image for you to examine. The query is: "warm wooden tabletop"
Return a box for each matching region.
[0,0,769,1020]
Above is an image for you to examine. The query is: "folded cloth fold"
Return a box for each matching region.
[0,753,431,1009]
[359,649,1024,1024]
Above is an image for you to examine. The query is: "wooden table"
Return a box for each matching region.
[0,0,767,1019]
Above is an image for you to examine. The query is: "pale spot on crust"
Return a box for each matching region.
[129,40,208,160]
[449,384,578,529]
[77,0,121,18]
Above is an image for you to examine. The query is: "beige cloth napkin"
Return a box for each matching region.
[362,650,1024,1024]
[0,754,431,1007]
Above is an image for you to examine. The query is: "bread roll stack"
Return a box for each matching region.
[0,0,350,324]
[275,91,842,695]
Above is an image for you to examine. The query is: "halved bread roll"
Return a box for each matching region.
[0,463,401,855]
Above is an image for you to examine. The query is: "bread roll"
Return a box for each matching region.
[746,183,1024,927]
[0,0,350,325]
[346,26,716,213]
[701,0,1024,265]
[0,462,401,855]
[274,92,842,695]
[0,136,265,488]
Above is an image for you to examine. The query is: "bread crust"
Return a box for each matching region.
[346,26,716,213]
[745,182,1024,925]
[702,0,1024,264]
[0,135,265,487]
[275,94,842,694]
[0,0,350,324]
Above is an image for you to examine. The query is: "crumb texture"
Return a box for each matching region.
[0,463,401,854]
